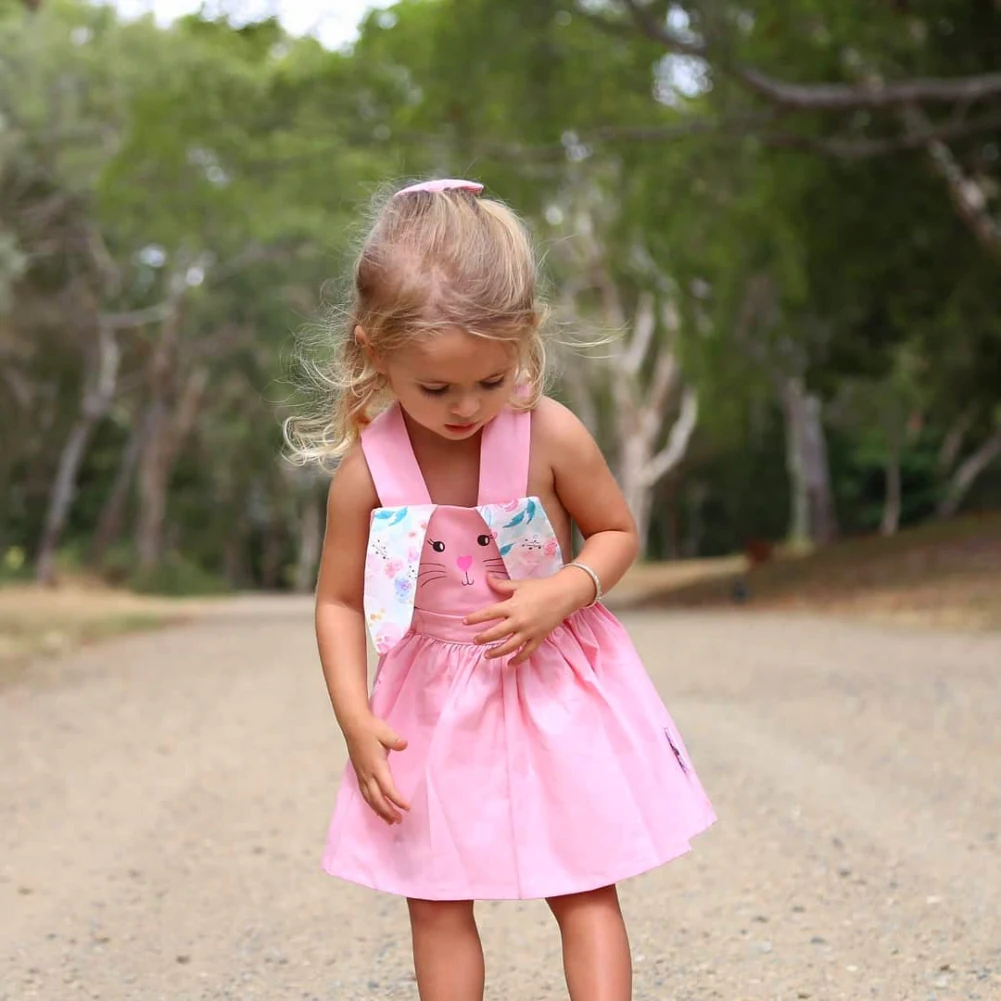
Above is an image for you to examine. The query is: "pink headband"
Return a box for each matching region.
[394,178,484,197]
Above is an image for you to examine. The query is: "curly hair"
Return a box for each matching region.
[284,182,549,465]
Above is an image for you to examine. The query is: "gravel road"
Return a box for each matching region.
[2,596,998,1001]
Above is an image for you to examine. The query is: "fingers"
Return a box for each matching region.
[359,762,409,825]
[352,719,410,825]
[484,633,527,660]
[463,578,520,626]
[509,637,543,666]
[472,620,516,645]
[360,775,399,824]
[462,602,507,626]
[375,724,409,753]
[486,575,517,594]
[374,761,410,812]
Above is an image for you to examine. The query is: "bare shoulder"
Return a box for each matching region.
[316,443,379,606]
[531,396,633,538]
[326,443,379,516]
[531,396,601,461]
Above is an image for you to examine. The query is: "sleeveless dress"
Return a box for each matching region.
[323,403,715,901]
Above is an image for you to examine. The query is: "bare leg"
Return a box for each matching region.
[407,898,484,1001]
[547,885,632,1001]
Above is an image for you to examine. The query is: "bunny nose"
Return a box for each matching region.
[456,555,473,572]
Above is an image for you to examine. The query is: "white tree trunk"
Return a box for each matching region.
[554,198,700,554]
[618,432,655,552]
[938,424,1001,518]
[781,376,837,545]
[36,324,120,584]
[136,366,209,572]
[89,407,151,567]
[903,105,1001,262]
[937,406,976,473]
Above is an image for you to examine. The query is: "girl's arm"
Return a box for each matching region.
[315,445,409,824]
[315,446,375,728]
[465,397,640,660]
[543,397,640,600]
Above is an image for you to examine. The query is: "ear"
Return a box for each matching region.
[355,325,388,376]
[364,503,435,655]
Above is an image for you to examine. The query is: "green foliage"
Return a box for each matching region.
[3,0,1000,587]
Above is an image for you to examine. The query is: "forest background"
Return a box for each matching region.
[3,0,1000,598]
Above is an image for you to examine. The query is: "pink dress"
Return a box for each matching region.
[323,403,715,900]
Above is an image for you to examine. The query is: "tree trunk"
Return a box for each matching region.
[135,366,208,572]
[261,522,285,591]
[554,204,699,554]
[902,105,1001,264]
[681,480,708,559]
[89,407,151,567]
[135,401,169,572]
[608,306,698,557]
[880,424,902,536]
[614,387,699,556]
[36,325,120,584]
[938,406,976,473]
[294,489,323,594]
[35,420,96,584]
[938,424,1001,518]
[222,511,250,589]
[781,376,837,546]
[618,442,655,554]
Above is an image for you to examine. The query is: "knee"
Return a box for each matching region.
[408,897,476,933]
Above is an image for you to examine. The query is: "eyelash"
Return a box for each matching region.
[419,379,506,397]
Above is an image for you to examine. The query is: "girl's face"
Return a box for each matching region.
[373,326,518,441]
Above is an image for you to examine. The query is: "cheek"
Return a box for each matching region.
[480,389,512,419]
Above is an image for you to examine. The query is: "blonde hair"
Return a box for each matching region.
[285,184,548,465]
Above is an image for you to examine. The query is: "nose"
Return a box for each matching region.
[456,555,473,572]
[451,394,479,420]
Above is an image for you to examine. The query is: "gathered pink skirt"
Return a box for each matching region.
[323,604,715,900]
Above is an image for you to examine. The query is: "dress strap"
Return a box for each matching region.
[477,405,532,504]
[360,404,432,508]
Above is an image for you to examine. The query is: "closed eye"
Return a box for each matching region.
[417,376,507,396]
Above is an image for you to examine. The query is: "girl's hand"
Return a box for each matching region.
[463,571,594,665]
[343,714,410,825]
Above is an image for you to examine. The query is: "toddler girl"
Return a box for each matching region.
[292,178,715,1001]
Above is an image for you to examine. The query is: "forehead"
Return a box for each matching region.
[397,327,515,382]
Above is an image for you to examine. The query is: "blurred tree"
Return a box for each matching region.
[3,0,999,587]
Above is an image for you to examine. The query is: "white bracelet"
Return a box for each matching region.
[565,561,602,608]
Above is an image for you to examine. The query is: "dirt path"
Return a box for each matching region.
[2,597,998,1001]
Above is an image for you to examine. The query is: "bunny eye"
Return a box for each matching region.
[476,534,491,547]
[429,539,446,553]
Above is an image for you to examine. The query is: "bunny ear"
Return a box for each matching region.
[477,498,564,582]
[395,178,484,197]
[364,504,435,654]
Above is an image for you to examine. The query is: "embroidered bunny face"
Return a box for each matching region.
[415,508,508,614]
[363,497,565,654]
